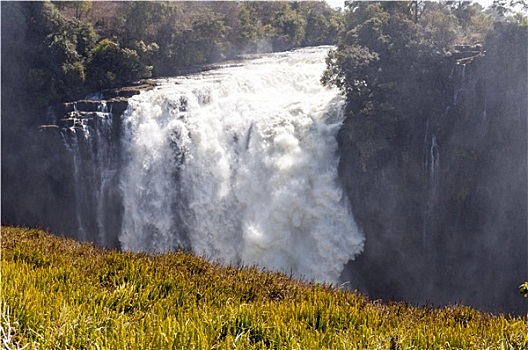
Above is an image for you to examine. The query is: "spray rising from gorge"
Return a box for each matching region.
[64,47,364,282]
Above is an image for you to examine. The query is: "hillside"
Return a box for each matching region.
[1,227,527,349]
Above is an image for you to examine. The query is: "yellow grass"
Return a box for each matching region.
[1,226,527,349]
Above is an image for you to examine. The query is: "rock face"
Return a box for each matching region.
[450,43,484,62]
[54,81,157,247]
[57,80,157,123]
[338,28,527,314]
[17,81,156,248]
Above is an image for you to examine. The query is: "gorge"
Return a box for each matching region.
[2,15,527,315]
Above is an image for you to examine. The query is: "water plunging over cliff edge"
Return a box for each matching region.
[65,46,364,283]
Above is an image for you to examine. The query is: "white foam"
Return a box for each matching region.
[119,47,364,282]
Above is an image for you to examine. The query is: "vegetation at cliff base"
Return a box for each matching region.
[2,227,527,349]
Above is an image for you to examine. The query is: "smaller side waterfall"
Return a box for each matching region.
[429,135,440,189]
[422,124,441,250]
[60,101,122,247]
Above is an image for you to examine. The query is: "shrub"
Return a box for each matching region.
[86,38,152,90]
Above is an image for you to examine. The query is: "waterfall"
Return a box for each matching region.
[61,101,120,246]
[429,135,440,188]
[63,134,87,241]
[422,118,441,250]
[452,63,468,106]
[118,46,364,282]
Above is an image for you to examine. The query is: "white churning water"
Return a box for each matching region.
[119,46,364,282]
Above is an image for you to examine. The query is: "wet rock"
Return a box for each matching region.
[52,80,157,131]
[450,43,485,63]
[101,80,157,99]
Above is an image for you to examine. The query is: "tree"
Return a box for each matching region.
[322,1,451,169]
[121,1,171,44]
[72,21,99,57]
[493,0,528,16]
[419,2,459,48]
[272,4,306,49]
[52,1,93,20]
[22,2,98,103]
[86,38,152,89]
[236,5,260,51]
[73,1,92,20]
[321,45,379,107]
[189,12,228,64]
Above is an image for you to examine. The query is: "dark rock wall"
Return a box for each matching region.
[1,127,78,236]
[1,2,77,236]
[339,26,527,314]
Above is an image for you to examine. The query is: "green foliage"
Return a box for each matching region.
[520,282,528,297]
[121,1,173,45]
[303,4,344,46]
[322,1,501,170]
[305,11,332,46]
[493,0,528,16]
[52,1,92,20]
[190,12,228,64]
[324,2,447,120]
[2,226,527,349]
[86,38,152,89]
[419,2,460,47]
[237,5,260,50]
[321,46,379,98]
[5,1,345,111]
[449,2,494,43]
[329,1,498,100]
[85,38,120,88]
[20,1,99,104]
[71,21,99,57]
[272,4,307,49]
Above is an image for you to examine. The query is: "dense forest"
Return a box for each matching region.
[2,1,343,111]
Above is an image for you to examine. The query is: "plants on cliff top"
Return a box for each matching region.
[321,1,501,171]
[22,1,98,105]
[322,2,450,171]
[86,38,153,90]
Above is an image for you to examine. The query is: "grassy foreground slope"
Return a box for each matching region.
[1,227,527,349]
